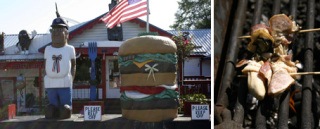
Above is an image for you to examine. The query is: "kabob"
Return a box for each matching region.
[237,14,302,100]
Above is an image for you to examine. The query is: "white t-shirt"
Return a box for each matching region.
[44,45,76,88]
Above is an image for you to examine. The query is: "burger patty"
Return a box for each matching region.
[121,98,179,110]
[120,86,166,94]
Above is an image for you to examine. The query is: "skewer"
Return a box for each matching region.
[237,71,320,77]
[238,28,320,39]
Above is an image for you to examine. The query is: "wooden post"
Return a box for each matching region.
[102,56,106,101]
[38,63,43,112]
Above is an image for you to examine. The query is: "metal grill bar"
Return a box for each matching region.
[255,1,284,128]
[272,0,281,15]
[216,0,248,108]
[233,0,264,125]
[252,0,264,25]
[290,0,298,19]
[278,91,290,128]
[215,0,248,125]
[247,0,269,128]
[215,0,319,128]
[277,0,299,128]
[301,0,315,128]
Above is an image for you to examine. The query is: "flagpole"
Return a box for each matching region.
[146,0,150,33]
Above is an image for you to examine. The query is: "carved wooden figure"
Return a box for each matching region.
[16,30,36,54]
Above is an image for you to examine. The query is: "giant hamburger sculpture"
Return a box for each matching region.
[118,35,179,122]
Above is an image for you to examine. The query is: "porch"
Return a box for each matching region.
[179,76,211,98]
[0,114,210,129]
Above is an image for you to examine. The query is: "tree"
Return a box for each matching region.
[172,32,195,62]
[170,0,211,30]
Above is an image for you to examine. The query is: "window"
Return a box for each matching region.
[74,56,102,86]
[109,59,120,88]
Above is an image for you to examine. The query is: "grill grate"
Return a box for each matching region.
[214,0,320,128]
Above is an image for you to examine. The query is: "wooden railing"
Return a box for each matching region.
[72,85,103,100]
[179,76,211,98]
[72,85,104,114]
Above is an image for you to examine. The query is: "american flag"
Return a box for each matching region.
[101,0,148,28]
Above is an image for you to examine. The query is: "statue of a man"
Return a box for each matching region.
[44,12,76,119]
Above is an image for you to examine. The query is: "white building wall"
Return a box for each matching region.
[122,22,146,40]
[69,22,146,44]
[69,23,109,43]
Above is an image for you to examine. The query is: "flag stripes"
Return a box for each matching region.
[101,0,148,28]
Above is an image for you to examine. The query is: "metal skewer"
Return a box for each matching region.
[237,71,320,77]
[238,28,320,39]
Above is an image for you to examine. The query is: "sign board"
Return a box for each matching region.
[84,105,102,121]
[191,104,210,120]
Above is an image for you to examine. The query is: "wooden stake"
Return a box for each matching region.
[238,28,320,39]
[237,71,320,77]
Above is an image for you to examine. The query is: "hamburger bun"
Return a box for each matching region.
[119,36,177,56]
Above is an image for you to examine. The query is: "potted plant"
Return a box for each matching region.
[179,93,208,116]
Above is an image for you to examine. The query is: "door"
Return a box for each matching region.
[106,57,121,98]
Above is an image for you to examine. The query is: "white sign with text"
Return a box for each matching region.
[191,104,210,120]
[84,105,102,121]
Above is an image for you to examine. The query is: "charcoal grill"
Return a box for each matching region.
[214,0,320,128]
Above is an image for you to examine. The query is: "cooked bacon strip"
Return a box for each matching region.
[268,60,297,96]
[269,14,296,34]
[259,61,272,85]
[269,14,300,55]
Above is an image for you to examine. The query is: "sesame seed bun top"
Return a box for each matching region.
[119,36,177,56]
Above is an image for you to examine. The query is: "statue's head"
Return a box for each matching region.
[50,3,69,48]
[18,30,31,44]
[51,17,69,30]
[50,17,69,48]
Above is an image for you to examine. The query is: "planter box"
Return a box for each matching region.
[183,101,201,117]
[0,104,16,120]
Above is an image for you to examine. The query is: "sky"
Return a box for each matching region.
[0,0,180,34]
